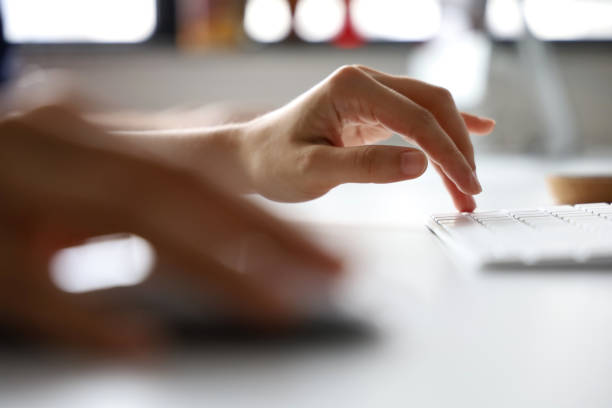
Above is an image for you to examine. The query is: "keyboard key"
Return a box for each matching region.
[428,204,612,268]
[575,202,610,208]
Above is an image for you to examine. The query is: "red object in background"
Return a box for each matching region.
[333,0,364,48]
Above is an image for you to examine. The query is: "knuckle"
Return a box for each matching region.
[335,64,363,77]
[441,143,459,159]
[355,146,379,177]
[409,107,438,143]
[410,108,436,139]
[296,146,321,177]
[351,64,370,72]
[295,148,333,198]
[432,86,456,108]
[433,86,453,100]
[329,65,366,91]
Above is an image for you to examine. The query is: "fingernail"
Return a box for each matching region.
[401,151,426,177]
[472,170,483,194]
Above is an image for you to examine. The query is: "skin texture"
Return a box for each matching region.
[0,66,494,355]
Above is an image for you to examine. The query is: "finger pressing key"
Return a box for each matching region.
[345,72,482,195]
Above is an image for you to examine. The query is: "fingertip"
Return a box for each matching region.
[479,118,496,133]
[481,118,495,128]
[462,113,496,135]
[467,113,495,124]
[454,193,477,213]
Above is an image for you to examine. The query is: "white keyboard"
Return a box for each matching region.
[427,203,612,268]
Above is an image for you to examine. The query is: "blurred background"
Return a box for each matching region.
[2,4,612,405]
[1,0,611,156]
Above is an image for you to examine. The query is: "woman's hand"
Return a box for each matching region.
[238,65,495,211]
[108,66,493,211]
[0,105,340,354]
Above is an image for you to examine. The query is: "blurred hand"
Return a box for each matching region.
[0,105,340,355]
[239,65,495,211]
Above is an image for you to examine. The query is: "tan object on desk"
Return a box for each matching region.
[547,175,612,204]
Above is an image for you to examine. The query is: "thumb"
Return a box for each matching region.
[312,145,428,186]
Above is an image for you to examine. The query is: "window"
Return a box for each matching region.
[1,0,157,43]
[524,0,612,41]
[486,0,612,41]
[351,0,441,42]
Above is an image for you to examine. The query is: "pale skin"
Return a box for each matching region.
[0,65,494,355]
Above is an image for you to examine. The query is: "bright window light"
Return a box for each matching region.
[524,0,612,40]
[485,0,525,39]
[351,0,441,42]
[244,0,292,43]
[294,0,346,43]
[1,0,157,43]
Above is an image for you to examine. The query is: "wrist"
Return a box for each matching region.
[110,122,254,194]
[204,122,254,194]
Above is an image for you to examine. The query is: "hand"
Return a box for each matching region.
[238,65,495,211]
[0,105,340,355]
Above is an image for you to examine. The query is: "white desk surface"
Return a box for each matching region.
[2,154,612,408]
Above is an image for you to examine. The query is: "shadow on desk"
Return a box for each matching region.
[0,315,377,355]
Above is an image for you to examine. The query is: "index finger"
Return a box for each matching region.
[354,66,477,170]
[335,67,481,195]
